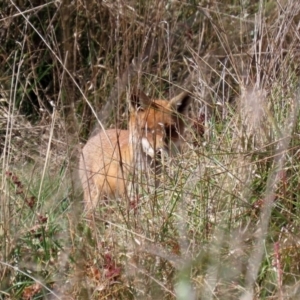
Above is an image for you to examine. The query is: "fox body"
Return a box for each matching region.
[79,90,191,210]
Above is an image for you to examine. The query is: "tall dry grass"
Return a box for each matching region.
[1,0,300,299]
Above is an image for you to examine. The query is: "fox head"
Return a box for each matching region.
[128,90,191,162]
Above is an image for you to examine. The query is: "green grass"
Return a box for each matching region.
[4,103,300,299]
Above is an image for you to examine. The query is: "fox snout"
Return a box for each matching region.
[140,125,180,161]
[141,135,168,159]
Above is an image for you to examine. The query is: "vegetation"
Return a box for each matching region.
[1,0,300,298]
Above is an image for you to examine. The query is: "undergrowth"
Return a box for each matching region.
[1,0,300,299]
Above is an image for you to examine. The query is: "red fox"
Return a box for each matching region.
[79,89,191,211]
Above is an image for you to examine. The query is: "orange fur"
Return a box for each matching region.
[79,90,191,211]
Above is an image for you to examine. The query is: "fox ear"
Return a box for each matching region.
[129,89,152,111]
[169,91,191,114]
